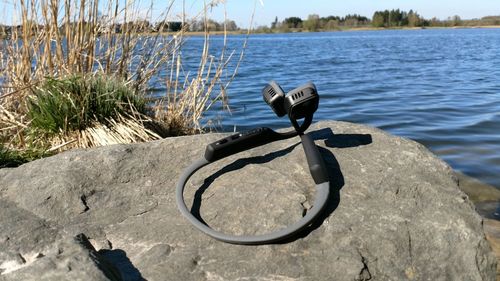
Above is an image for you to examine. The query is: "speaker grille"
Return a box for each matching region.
[268,88,276,97]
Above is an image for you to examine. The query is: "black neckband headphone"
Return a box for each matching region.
[176,81,329,245]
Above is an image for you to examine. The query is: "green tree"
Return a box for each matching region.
[372,9,428,27]
[187,19,204,32]
[283,17,302,28]
[271,16,279,29]
[372,12,385,27]
[224,20,238,31]
[303,14,320,31]
[389,9,401,26]
[206,19,221,31]
[429,17,442,27]
[155,21,183,32]
[481,16,500,25]
[255,25,271,33]
[451,15,462,26]
[344,18,358,27]
[324,19,339,30]
[408,10,421,27]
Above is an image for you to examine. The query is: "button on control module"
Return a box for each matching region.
[204,127,279,162]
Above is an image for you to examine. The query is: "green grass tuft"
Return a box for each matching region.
[28,75,146,135]
[0,144,50,168]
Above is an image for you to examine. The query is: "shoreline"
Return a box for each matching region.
[2,25,499,40]
[156,25,500,37]
[186,25,500,36]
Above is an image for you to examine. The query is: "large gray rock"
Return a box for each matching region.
[0,121,496,280]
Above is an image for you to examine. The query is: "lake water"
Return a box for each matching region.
[176,28,500,190]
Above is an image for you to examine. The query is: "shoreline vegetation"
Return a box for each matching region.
[0,0,246,167]
[126,24,500,37]
[251,10,500,34]
[2,25,500,40]
[128,24,500,37]
[254,9,500,33]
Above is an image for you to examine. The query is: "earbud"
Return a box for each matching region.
[262,81,286,117]
[262,81,319,133]
[284,82,319,120]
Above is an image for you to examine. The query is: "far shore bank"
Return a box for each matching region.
[147,25,500,37]
[2,25,500,40]
[167,25,500,36]
[184,25,500,36]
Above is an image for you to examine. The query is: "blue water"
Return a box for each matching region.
[175,29,500,189]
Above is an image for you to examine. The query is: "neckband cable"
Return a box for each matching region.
[176,124,330,245]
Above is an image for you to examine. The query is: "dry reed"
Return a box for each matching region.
[0,0,249,157]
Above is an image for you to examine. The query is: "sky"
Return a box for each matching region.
[1,0,500,26]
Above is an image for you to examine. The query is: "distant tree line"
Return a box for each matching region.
[371,9,500,28]
[3,12,500,38]
[109,19,239,33]
[253,11,500,33]
[186,19,238,32]
[0,18,239,38]
[372,9,424,27]
[261,14,370,32]
[0,22,43,38]
[426,15,500,27]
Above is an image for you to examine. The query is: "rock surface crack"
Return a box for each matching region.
[17,253,26,264]
[80,195,90,213]
[475,241,486,281]
[300,202,308,217]
[107,239,113,250]
[405,221,413,263]
[358,255,372,281]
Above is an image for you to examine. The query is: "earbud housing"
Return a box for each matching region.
[284,82,319,120]
[262,81,286,117]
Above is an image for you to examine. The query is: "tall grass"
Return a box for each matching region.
[0,143,51,168]
[0,0,249,158]
[28,75,146,134]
